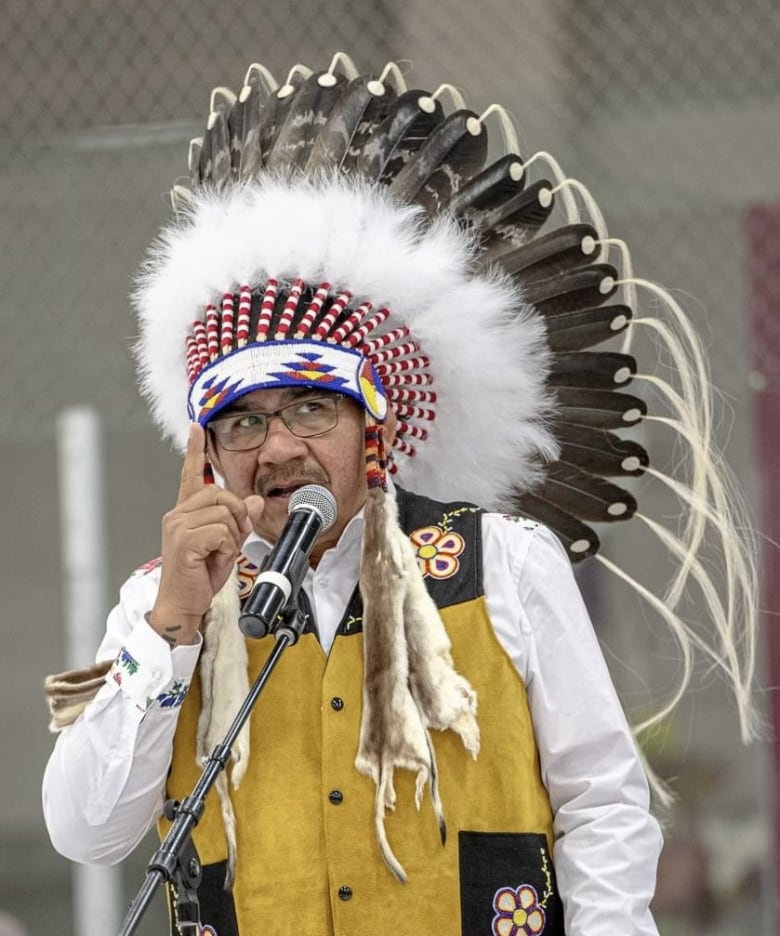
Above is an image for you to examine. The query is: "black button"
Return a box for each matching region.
[329,790,344,805]
[338,885,353,901]
[331,697,344,711]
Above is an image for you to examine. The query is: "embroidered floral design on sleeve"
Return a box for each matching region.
[492,885,545,936]
[157,680,189,709]
[115,646,140,678]
[132,556,162,576]
[501,514,540,531]
[110,646,190,712]
[409,525,466,579]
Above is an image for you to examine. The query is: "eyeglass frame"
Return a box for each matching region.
[206,392,348,451]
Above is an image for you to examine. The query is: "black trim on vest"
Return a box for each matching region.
[336,486,485,637]
[458,831,565,936]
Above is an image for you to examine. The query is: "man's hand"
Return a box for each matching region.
[148,423,258,648]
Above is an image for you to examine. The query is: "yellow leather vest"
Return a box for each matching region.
[164,491,565,935]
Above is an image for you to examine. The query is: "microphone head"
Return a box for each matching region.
[288,484,338,531]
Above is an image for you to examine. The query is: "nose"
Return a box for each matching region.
[254,413,309,464]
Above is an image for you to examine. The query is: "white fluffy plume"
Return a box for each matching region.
[133,174,558,509]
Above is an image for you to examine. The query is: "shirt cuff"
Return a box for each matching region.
[106,617,201,714]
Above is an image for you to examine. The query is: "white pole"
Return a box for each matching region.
[57,407,122,936]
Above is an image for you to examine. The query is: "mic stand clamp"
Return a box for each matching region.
[163,798,204,936]
[117,604,308,936]
[273,605,308,644]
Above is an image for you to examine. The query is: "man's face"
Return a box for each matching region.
[206,386,368,558]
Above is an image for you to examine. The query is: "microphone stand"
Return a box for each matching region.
[117,605,308,936]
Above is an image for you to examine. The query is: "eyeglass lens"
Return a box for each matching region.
[210,395,341,450]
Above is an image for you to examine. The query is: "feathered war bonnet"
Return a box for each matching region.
[133,53,760,878]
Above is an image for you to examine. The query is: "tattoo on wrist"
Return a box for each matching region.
[163,623,182,648]
[145,610,186,648]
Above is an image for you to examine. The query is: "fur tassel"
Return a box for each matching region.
[197,571,251,785]
[355,486,479,881]
[355,486,429,881]
[44,661,112,731]
[196,569,251,888]
[397,525,480,757]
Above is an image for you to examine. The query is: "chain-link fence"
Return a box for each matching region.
[2,1,778,933]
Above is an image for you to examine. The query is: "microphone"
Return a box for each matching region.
[239,484,337,639]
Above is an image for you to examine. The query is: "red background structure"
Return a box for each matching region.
[747,202,780,925]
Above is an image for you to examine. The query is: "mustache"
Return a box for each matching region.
[254,462,330,496]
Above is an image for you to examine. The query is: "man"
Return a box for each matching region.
[43,54,757,935]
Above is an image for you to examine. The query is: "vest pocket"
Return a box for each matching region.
[458,831,564,935]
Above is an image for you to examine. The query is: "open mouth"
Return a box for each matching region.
[264,482,308,498]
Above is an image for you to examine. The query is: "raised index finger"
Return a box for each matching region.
[177,422,208,502]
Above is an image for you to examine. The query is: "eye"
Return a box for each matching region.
[295,398,326,415]
[235,413,265,429]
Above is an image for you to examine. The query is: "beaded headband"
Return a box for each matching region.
[184,278,438,461]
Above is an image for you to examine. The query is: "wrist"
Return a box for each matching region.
[145,606,202,648]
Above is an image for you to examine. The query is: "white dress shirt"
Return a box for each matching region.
[42,509,661,935]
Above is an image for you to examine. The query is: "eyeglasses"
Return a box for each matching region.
[208,394,345,451]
